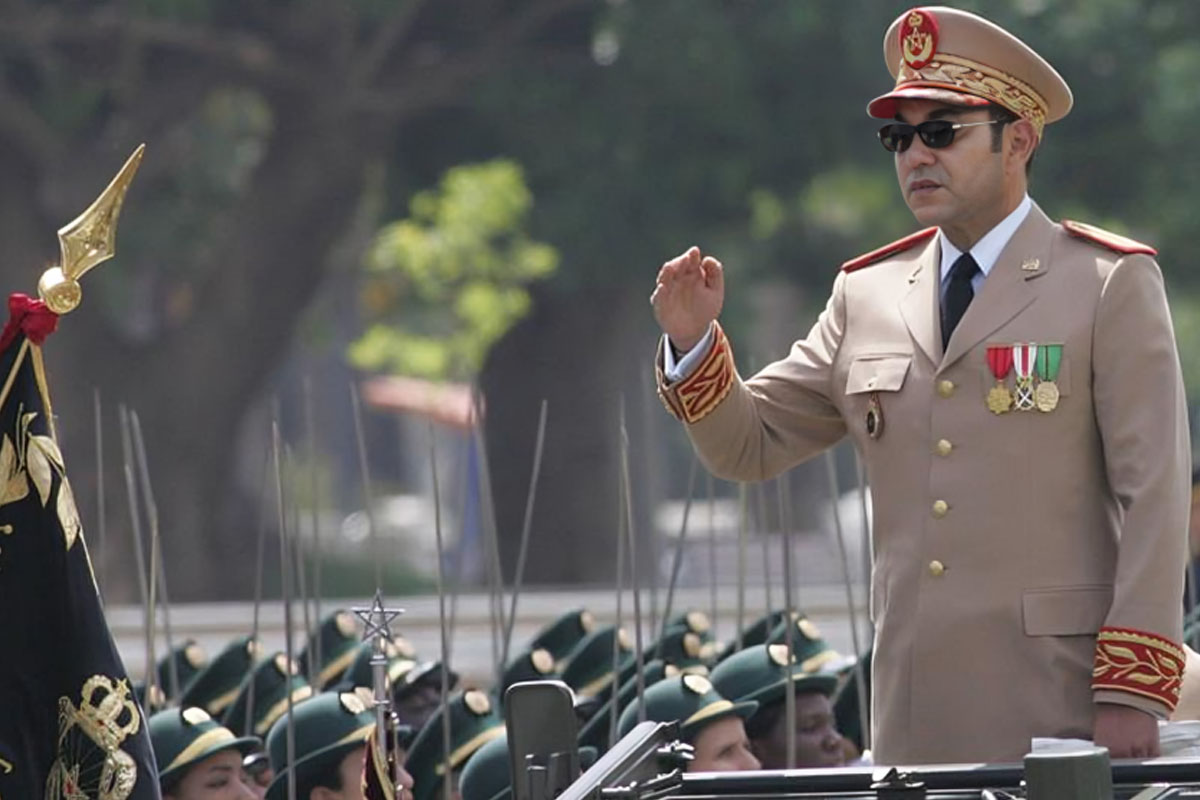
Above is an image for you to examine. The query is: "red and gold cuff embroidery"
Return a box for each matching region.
[657,323,735,424]
[1092,626,1185,711]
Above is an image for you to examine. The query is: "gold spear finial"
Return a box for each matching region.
[38,144,146,315]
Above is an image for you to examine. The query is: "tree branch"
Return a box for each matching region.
[355,0,595,119]
[350,0,436,88]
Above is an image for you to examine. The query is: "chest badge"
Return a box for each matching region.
[866,391,884,439]
[985,345,1014,414]
[1034,344,1062,412]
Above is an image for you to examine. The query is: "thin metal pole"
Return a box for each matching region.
[470,390,507,689]
[736,482,747,650]
[608,466,628,750]
[304,376,323,681]
[273,421,297,800]
[130,411,179,702]
[660,455,699,638]
[756,481,772,613]
[350,383,382,590]
[93,388,106,600]
[777,474,796,770]
[706,472,718,634]
[824,450,870,752]
[118,405,153,706]
[287,444,313,676]
[501,399,549,669]
[619,402,646,723]
[428,424,454,800]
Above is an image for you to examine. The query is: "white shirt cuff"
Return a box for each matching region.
[663,323,715,383]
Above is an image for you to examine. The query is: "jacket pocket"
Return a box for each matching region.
[845,354,912,395]
[1022,585,1112,636]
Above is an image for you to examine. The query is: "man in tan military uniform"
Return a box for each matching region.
[652,6,1189,765]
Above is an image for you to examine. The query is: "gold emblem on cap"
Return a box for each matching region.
[768,644,794,667]
[798,619,821,640]
[683,633,702,658]
[901,11,935,69]
[686,611,711,633]
[617,628,632,651]
[246,638,262,659]
[335,611,357,638]
[185,643,207,669]
[580,610,596,633]
[340,691,367,715]
[273,653,297,675]
[182,707,211,725]
[354,686,376,710]
[531,648,555,675]
[683,674,712,695]
[664,664,681,678]
[395,636,417,659]
[464,689,491,716]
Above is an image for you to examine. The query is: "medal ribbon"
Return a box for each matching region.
[1012,343,1037,379]
[986,345,1013,381]
[1036,344,1062,382]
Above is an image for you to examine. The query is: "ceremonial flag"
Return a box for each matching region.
[0,294,161,800]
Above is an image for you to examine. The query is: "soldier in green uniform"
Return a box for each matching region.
[149,707,260,800]
[616,675,760,772]
[711,644,843,769]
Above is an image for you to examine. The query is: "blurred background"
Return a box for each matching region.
[9,0,1200,655]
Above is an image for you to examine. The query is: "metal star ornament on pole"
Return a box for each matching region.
[353,590,406,775]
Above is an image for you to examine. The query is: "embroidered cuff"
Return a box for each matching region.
[656,322,735,424]
[1092,626,1185,712]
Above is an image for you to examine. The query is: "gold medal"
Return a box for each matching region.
[865,391,884,439]
[986,384,1013,415]
[1035,380,1059,412]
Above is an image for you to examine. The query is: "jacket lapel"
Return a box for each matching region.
[938,203,1056,373]
[898,235,942,368]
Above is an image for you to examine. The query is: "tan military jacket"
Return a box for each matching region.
[657,204,1189,765]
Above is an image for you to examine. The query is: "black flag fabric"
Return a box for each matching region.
[0,294,161,800]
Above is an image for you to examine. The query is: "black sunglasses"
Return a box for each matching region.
[878,119,1005,153]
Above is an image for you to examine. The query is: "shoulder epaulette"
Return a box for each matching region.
[1062,220,1157,256]
[841,227,938,273]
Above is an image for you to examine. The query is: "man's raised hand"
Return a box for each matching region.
[650,246,725,352]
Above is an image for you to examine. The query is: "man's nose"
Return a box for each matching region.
[901,136,937,168]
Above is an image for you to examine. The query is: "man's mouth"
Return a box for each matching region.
[908,179,941,194]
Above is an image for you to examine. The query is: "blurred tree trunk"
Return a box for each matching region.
[481,286,662,587]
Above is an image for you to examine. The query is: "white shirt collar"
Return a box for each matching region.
[939,194,1032,284]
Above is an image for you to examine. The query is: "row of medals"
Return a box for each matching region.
[987,375,1059,414]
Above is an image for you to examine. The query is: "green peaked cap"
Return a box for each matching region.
[616,674,757,743]
[407,689,506,800]
[180,634,262,718]
[460,733,599,800]
[298,609,361,689]
[264,689,377,800]
[577,660,670,750]
[528,608,596,663]
[223,651,314,738]
[149,706,260,790]
[560,625,634,700]
[710,643,837,710]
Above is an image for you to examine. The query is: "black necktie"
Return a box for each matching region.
[941,252,979,349]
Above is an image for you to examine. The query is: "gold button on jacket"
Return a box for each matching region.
[929,560,946,577]
[656,205,1189,765]
[935,439,953,457]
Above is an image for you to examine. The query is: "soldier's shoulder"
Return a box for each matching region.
[841,227,938,273]
[1059,220,1158,258]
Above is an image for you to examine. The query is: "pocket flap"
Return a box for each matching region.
[845,355,912,396]
[1022,586,1113,636]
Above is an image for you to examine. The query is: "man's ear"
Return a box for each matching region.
[1006,118,1037,173]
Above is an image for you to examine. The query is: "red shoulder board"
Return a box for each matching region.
[1062,220,1157,256]
[841,227,938,273]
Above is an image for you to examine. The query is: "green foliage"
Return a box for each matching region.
[349,160,557,379]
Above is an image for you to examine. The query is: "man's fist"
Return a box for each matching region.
[1094,702,1159,759]
[650,246,725,352]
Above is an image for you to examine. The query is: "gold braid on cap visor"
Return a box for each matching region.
[896,53,1049,137]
